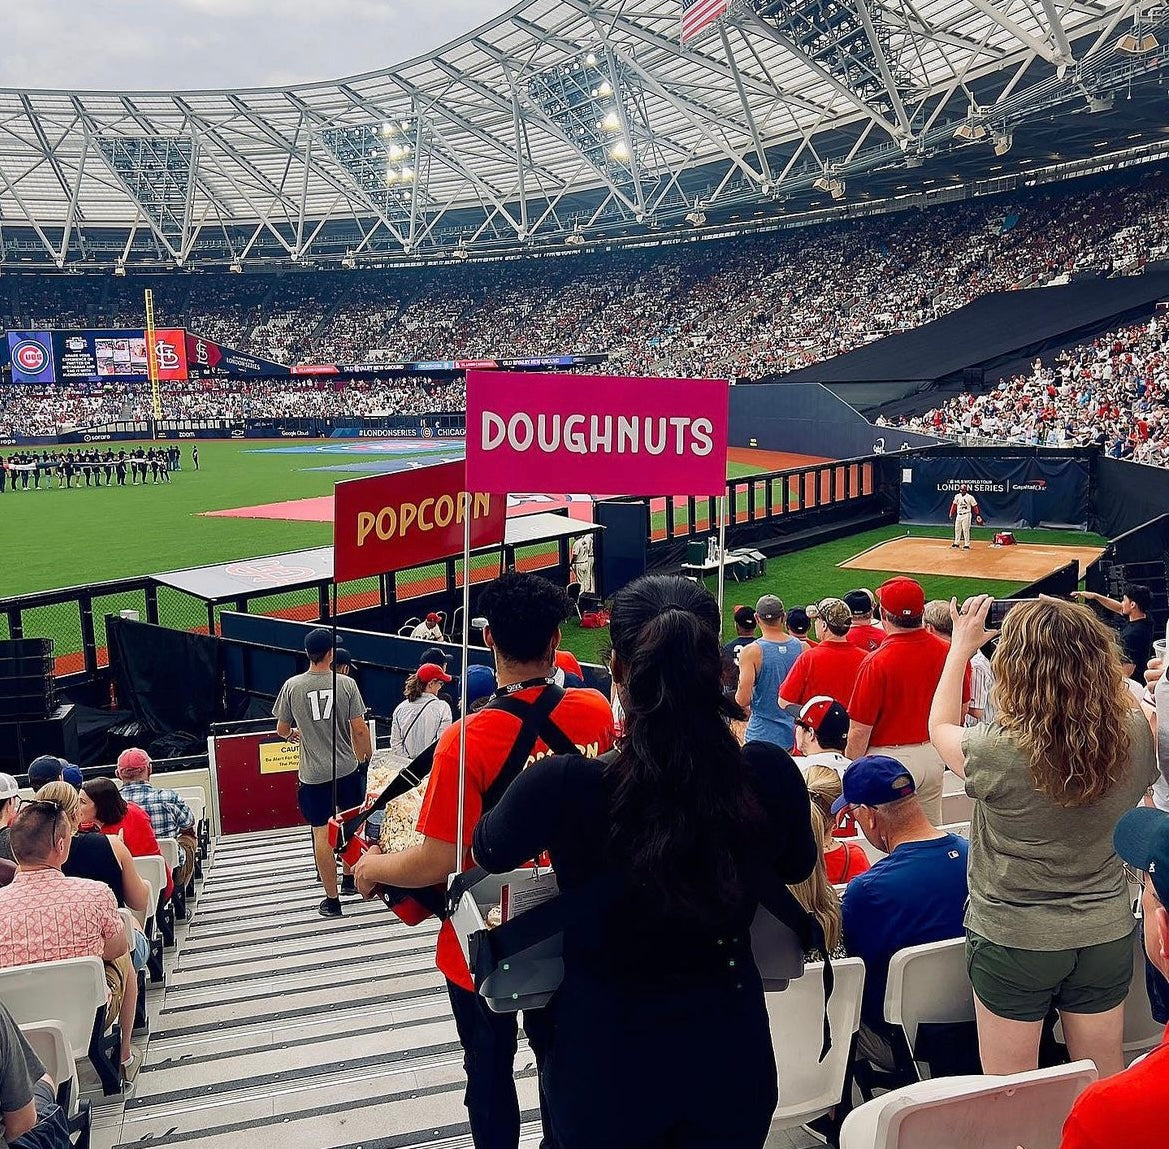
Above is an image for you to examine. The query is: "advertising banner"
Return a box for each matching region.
[185,331,290,378]
[334,460,506,582]
[465,370,729,496]
[7,332,56,384]
[153,328,189,380]
[899,454,1091,528]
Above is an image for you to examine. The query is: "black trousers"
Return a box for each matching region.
[446,979,557,1149]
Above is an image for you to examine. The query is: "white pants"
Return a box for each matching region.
[954,513,972,547]
[870,741,945,826]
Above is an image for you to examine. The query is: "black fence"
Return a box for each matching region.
[604,453,904,571]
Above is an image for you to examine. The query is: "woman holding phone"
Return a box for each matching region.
[930,594,1159,1078]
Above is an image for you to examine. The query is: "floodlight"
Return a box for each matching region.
[610,140,630,161]
[1118,30,1159,52]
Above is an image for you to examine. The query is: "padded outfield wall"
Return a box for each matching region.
[728,381,940,459]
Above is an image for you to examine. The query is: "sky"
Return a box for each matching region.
[0,0,506,91]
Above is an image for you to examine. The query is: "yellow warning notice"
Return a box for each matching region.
[259,740,301,775]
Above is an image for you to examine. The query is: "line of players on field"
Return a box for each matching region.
[0,445,190,491]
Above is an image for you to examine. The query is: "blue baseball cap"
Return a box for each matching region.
[465,664,497,708]
[62,764,85,788]
[831,754,917,816]
[1115,806,1169,906]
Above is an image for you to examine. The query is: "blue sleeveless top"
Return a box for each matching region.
[744,638,801,749]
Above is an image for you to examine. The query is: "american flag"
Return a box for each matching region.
[680,0,728,42]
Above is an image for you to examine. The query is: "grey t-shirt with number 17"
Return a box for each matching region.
[273,669,366,785]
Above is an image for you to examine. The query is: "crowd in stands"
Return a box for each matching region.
[0,376,465,435]
[1,561,1168,1146]
[894,313,1169,466]
[1,167,1168,383]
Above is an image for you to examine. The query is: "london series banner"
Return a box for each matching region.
[333,459,507,582]
[899,454,1091,528]
[465,370,729,496]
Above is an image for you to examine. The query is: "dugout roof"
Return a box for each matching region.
[1,1,1168,268]
[152,513,600,603]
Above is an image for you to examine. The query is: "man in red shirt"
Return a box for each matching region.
[843,589,886,653]
[846,577,967,825]
[354,572,614,1149]
[780,597,867,712]
[1060,806,1169,1148]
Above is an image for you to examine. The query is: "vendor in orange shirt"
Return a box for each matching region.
[354,572,614,1149]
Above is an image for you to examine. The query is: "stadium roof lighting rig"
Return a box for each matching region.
[1,0,1168,264]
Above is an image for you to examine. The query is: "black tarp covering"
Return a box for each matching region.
[107,616,225,742]
[774,271,1169,387]
[899,454,1090,528]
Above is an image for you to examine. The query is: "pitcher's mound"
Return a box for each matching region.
[840,535,1103,582]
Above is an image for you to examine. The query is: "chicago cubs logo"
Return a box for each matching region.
[12,340,48,374]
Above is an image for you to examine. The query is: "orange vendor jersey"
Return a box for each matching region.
[1057,1028,1169,1149]
[416,684,615,990]
[780,640,868,709]
[847,628,969,747]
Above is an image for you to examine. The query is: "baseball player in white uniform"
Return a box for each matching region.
[949,485,982,549]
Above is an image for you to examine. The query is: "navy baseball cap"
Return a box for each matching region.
[831,755,916,816]
[304,628,333,658]
[465,664,497,708]
[62,764,85,788]
[333,647,353,669]
[28,755,66,789]
[1115,806,1169,905]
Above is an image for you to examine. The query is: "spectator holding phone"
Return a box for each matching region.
[930,595,1160,1077]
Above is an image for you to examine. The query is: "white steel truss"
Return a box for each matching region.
[0,0,1158,266]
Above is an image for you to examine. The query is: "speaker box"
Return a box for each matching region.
[0,705,78,773]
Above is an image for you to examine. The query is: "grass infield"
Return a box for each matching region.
[0,440,1104,667]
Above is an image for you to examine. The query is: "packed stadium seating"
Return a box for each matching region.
[895,314,1169,464]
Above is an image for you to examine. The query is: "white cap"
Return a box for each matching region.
[0,774,20,801]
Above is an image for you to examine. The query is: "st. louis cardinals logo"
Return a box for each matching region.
[154,337,181,371]
[12,339,48,375]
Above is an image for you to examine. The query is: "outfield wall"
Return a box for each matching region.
[728,381,940,458]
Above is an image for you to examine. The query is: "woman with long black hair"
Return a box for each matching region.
[473,575,817,1148]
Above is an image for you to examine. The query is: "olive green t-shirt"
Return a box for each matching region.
[962,709,1157,950]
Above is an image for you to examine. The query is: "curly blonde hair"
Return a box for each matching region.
[991,598,1132,806]
[788,804,842,952]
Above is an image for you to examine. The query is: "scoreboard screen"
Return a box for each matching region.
[5,329,188,384]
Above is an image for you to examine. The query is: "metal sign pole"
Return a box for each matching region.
[716,492,728,637]
[454,493,472,873]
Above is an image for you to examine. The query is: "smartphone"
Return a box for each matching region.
[988,598,1039,628]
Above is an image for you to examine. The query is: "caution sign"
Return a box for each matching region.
[259,740,301,775]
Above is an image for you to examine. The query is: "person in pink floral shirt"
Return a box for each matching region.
[0,798,137,1080]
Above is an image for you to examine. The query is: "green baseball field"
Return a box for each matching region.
[0,438,1104,666]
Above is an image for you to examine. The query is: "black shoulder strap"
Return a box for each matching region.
[480,685,578,812]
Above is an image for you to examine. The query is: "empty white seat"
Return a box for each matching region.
[938,821,970,839]
[883,937,976,1079]
[941,791,973,825]
[130,855,167,930]
[21,1018,88,1136]
[839,1060,1098,1149]
[158,837,180,874]
[0,957,121,1094]
[174,787,206,827]
[765,957,866,1133]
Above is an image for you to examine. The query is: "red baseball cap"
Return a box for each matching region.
[426,612,440,624]
[417,662,453,684]
[877,576,925,619]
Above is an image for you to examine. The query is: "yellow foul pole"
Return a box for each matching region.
[144,288,162,425]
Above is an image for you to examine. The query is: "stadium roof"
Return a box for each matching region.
[1,0,1167,267]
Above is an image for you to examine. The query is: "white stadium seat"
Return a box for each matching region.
[940,791,974,825]
[765,957,865,1135]
[22,1018,91,1146]
[0,957,121,1095]
[839,1060,1098,1149]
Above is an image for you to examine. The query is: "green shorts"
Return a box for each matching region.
[965,927,1135,1023]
